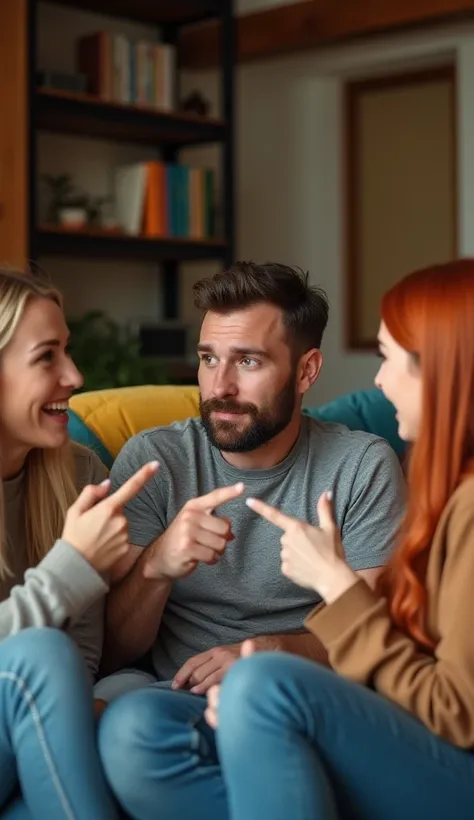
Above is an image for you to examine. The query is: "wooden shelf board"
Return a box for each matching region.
[46,0,219,26]
[35,224,228,262]
[36,88,227,147]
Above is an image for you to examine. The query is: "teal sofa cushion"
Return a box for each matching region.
[304,388,405,457]
[67,409,114,469]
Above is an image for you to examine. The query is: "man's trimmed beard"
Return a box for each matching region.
[200,373,298,452]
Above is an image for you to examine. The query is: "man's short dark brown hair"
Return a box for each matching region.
[193,261,329,353]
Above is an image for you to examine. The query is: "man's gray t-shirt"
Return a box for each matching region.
[110,415,405,680]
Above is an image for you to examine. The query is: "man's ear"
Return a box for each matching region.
[297,349,323,394]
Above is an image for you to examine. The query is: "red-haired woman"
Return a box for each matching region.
[206,259,474,820]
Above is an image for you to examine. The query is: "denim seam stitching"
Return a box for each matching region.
[0,672,76,820]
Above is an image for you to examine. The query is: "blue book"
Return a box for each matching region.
[177,165,189,237]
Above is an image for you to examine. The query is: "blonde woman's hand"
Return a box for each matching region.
[246,492,357,604]
[205,640,256,730]
[61,461,159,574]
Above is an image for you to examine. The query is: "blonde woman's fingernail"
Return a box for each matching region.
[326,490,333,501]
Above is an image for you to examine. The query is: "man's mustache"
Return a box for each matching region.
[201,398,258,415]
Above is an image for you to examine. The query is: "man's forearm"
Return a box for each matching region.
[252,630,329,666]
[101,549,171,674]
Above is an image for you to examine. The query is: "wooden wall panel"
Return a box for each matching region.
[0,0,29,268]
[179,0,474,69]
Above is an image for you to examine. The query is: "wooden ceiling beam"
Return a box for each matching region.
[179,0,474,69]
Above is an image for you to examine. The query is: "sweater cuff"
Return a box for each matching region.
[40,539,109,618]
[305,579,379,645]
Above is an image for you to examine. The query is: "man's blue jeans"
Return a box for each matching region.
[99,652,474,820]
[0,627,118,820]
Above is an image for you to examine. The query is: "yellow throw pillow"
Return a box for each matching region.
[70,385,200,459]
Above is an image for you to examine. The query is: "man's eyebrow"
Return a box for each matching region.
[197,344,270,358]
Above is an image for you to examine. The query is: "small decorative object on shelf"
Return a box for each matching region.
[42,174,88,228]
[37,69,87,94]
[86,195,112,228]
[42,175,114,230]
[181,91,210,118]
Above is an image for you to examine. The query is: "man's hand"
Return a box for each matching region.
[143,482,245,582]
[172,634,283,695]
[205,640,256,729]
[172,644,243,695]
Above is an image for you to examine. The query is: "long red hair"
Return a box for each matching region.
[379,259,474,649]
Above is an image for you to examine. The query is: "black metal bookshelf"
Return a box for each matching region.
[29,0,236,321]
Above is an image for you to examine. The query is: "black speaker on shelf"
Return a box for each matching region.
[132,320,195,361]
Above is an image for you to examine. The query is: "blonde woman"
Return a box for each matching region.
[0,269,158,819]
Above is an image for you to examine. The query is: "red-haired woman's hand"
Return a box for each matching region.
[246,492,357,604]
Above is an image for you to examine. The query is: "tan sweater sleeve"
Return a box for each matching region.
[305,501,474,748]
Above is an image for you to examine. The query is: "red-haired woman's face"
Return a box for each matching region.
[375,321,421,442]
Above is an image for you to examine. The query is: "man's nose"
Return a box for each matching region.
[212,364,238,398]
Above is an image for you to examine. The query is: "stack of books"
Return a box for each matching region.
[114,161,216,239]
[77,32,175,110]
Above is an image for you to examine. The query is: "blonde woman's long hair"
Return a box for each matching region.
[0,269,78,579]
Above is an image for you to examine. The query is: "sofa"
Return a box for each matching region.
[68,385,404,467]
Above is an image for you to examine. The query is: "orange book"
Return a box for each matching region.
[143,161,167,237]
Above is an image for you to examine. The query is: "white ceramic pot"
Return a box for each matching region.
[58,207,87,228]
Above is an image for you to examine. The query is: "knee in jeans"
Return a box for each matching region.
[7,627,77,667]
[220,653,284,724]
[219,652,330,738]
[99,691,149,765]
[99,689,174,795]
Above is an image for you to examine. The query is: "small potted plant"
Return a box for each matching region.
[42,173,89,229]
